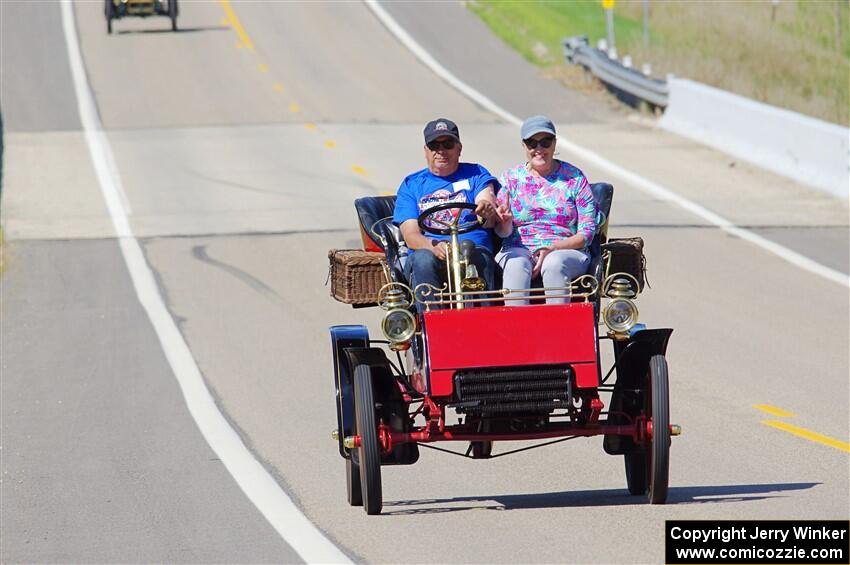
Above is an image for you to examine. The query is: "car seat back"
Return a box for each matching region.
[353,195,406,283]
[588,182,614,288]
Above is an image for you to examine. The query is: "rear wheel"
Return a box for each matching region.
[624,452,647,495]
[345,456,362,506]
[105,0,114,34]
[168,0,178,31]
[470,441,492,458]
[646,354,670,504]
[354,365,382,515]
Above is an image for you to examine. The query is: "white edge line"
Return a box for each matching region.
[364,0,850,289]
[60,2,351,563]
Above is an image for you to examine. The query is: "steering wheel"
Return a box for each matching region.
[417,202,482,236]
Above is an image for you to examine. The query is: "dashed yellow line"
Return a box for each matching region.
[219,0,374,185]
[380,191,394,196]
[220,0,255,51]
[761,420,850,453]
[753,404,796,418]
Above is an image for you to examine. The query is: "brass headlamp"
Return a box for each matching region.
[378,283,416,350]
[602,276,639,336]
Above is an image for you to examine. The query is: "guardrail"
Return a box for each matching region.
[562,35,667,108]
[562,34,848,197]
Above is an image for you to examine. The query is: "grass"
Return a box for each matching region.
[467,0,849,126]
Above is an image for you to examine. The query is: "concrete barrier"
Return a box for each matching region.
[659,77,849,198]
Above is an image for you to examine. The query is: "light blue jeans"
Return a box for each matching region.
[495,246,591,305]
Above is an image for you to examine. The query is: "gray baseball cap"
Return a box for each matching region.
[520,115,557,140]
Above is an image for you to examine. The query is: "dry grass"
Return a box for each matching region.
[469,0,850,126]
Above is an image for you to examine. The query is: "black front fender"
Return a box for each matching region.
[330,325,368,459]
[604,328,673,455]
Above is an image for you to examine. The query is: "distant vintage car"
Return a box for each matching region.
[104,0,178,34]
[328,183,679,515]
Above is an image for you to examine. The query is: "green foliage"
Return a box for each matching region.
[468,0,643,65]
[467,0,849,125]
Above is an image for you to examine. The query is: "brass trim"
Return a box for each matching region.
[377,281,413,310]
[413,275,600,310]
[602,272,640,298]
[369,216,392,249]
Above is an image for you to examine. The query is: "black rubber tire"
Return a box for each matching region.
[470,441,492,458]
[624,452,647,495]
[354,365,382,515]
[345,456,362,506]
[647,354,670,504]
[169,0,178,31]
[105,0,114,34]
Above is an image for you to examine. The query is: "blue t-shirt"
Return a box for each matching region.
[393,163,498,251]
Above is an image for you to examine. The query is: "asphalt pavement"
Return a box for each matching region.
[1,1,847,563]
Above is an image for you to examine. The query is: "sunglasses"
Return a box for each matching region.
[427,139,457,151]
[524,136,555,149]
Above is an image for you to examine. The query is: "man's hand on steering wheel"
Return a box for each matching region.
[474,199,502,226]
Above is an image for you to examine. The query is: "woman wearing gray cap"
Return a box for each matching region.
[494,115,597,305]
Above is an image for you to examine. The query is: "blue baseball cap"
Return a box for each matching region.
[520,115,557,140]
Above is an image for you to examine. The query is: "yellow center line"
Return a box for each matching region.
[219,0,368,185]
[220,0,255,51]
[762,420,850,453]
[380,191,394,196]
[753,404,796,418]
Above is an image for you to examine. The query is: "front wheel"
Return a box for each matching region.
[646,354,670,504]
[354,365,382,515]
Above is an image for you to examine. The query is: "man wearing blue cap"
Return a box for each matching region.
[393,118,501,308]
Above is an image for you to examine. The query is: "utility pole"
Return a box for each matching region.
[603,0,616,56]
[643,0,650,48]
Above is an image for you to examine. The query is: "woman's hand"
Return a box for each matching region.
[494,203,514,237]
[531,246,553,279]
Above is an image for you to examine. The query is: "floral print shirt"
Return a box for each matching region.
[496,161,597,251]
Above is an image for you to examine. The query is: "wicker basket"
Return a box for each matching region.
[328,249,386,305]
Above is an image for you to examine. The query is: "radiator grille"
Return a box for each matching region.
[452,366,573,414]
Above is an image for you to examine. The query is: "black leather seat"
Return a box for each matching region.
[587,182,614,285]
[353,196,406,283]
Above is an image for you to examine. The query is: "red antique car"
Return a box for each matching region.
[329,183,679,515]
